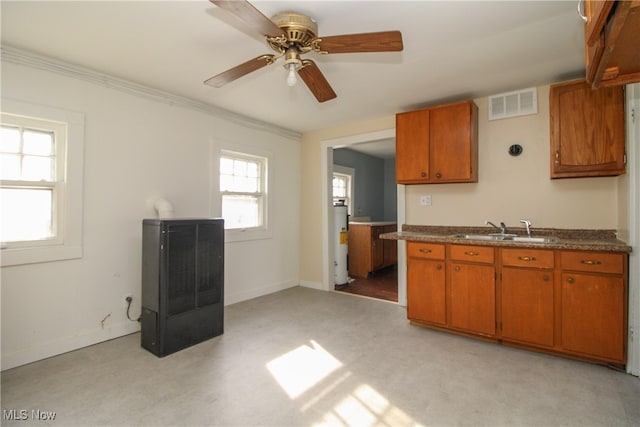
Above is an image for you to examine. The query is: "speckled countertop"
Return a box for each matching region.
[350,221,397,226]
[380,225,632,253]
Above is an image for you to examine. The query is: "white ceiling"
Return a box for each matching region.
[1,1,585,140]
[342,138,396,160]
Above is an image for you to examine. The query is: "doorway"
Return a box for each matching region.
[322,129,406,304]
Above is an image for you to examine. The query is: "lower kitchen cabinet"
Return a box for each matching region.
[500,248,555,348]
[407,242,446,325]
[448,245,496,337]
[348,223,397,278]
[405,242,628,367]
[561,273,624,362]
[449,262,496,337]
[560,250,626,364]
[501,268,554,348]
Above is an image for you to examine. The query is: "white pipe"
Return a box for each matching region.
[153,198,174,219]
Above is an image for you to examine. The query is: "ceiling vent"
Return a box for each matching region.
[488,87,537,121]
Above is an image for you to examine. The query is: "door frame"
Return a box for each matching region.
[320,129,408,306]
[625,83,639,376]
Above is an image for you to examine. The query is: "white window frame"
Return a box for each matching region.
[1,99,84,266]
[216,146,272,243]
[333,165,355,215]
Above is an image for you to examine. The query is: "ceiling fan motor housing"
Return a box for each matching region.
[270,12,318,47]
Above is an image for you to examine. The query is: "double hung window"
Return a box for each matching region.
[219,151,267,230]
[332,165,354,215]
[1,100,84,266]
[1,115,65,246]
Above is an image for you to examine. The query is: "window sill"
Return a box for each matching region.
[224,226,272,243]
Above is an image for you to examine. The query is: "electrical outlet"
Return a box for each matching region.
[420,195,432,206]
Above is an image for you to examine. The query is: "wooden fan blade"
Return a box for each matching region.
[298,60,337,103]
[210,0,284,38]
[204,55,275,88]
[313,31,403,54]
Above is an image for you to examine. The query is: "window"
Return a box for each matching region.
[1,118,64,245]
[332,165,354,215]
[1,99,84,266]
[332,173,349,206]
[220,151,267,230]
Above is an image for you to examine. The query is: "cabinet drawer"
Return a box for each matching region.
[501,248,554,269]
[561,251,623,275]
[407,242,445,260]
[449,245,494,264]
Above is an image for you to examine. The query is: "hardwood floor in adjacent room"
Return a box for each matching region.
[335,265,398,302]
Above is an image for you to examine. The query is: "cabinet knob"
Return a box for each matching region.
[421,171,427,177]
[543,275,550,282]
[436,264,442,270]
[518,256,537,262]
[580,259,602,266]
[435,172,442,179]
[567,277,574,284]
[454,266,461,272]
[464,251,479,256]
[419,248,432,254]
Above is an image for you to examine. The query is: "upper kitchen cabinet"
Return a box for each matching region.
[583,0,640,88]
[550,79,625,179]
[396,100,478,184]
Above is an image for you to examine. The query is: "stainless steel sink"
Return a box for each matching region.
[453,234,504,241]
[511,236,559,243]
[452,234,558,243]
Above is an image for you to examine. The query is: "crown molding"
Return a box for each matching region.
[0,44,301,141]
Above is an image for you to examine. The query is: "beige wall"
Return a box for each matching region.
[299,83,623,285]
[406,85,619,229]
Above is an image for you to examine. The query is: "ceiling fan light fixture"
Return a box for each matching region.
[286,63,298,86]
[283,47,302,87]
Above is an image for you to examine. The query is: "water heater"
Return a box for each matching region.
[334,204,348,285]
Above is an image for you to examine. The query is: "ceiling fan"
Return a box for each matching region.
[204,0,404,102]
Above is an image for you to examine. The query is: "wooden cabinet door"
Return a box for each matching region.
[382,225,397,266]
[371,226,385,270]
[347,224,371,278]
[449,262,495,336]
[584,1,640,88]
[407,258,446,325]
[501,268,554,348]
[584,1,614,46]
[396,109,430,183]
[584,0,614,83]
[430,101,477,182]
[550,80,625,178]
[561,272,625,363]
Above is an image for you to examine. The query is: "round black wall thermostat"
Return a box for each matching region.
[508,144,523,156]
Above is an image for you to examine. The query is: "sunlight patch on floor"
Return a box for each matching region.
[313,384,424,427]
[266,340,342,399]
[268,340,424,426]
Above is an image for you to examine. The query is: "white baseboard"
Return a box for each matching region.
[1,321,140,371]
[2,280,313,371]
[298,280,325,291]
[224,280,298,306]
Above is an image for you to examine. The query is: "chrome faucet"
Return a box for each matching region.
[486,220,507,234]
[520,219,532,237]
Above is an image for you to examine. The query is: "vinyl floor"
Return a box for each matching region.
[1,286,639,426]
